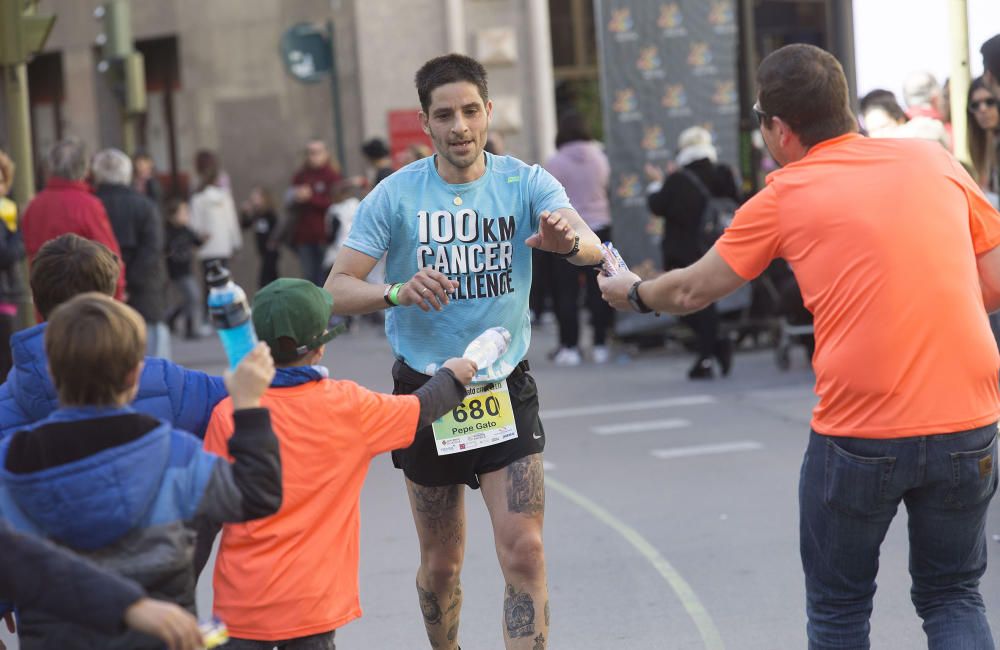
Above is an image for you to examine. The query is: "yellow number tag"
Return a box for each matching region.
[432,380,517,455]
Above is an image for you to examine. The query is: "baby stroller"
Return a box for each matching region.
[772,263,814,370]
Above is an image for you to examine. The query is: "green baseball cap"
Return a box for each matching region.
[252,278,340,363]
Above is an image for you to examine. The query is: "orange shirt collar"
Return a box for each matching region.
[766,132,863,184]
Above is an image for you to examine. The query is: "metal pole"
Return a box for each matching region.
[327,20,346,171]
[527,0,557,164]
[948,0,971,165]
[2,63,37,329]
[2,63,34,206]
[445,0,466,54]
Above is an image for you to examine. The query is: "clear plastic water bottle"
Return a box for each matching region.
[462,327,511,369]
[206,262,258,369]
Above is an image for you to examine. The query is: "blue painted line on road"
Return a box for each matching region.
[546,476,725,650]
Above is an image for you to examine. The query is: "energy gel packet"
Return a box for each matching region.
[600,242,629,276]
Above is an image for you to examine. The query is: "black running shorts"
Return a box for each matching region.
[390,359,545,489]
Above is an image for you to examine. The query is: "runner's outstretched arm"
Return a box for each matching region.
[525,208,603,266]
[597,247,746,315]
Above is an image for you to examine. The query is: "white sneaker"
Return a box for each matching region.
[592,345,610,364]
[553,347,582,366]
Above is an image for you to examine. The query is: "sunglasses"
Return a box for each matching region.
[752,102,769,126]
[969,98,998,112]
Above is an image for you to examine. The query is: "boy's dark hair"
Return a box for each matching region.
[46,292,145,406]
[30,234,120,320]
[163,197,184,222]
[415,54,489,113]
[756,44,858,148]
[981,34,1000,79]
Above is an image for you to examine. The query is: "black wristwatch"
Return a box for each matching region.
[553,234,580,259]
[628,281,653,314]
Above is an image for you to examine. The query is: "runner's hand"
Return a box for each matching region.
[123,598,204,650]
[225,343,276,410]
[525,210,576,255]
[443,357,478,385]
[398,268,458,312]
[597,269,643,311]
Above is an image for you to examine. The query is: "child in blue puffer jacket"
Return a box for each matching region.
[0,234,227,440]
[0,293,282,649]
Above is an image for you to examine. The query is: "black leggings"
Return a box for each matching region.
[680,304,719,358]
[551,226,613,348]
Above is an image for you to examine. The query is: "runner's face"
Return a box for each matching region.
[421,82,492,175]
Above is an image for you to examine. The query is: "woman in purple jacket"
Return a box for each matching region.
[544,113,614,366]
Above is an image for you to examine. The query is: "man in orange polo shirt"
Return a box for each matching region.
[600,44,1000,649]
[201,278,477,649]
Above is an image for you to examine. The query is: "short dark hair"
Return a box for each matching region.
[194,149,220,190]
[859,89,907,123]
[31,234,120,319]
[46,293,145,406]
[982,34,1000,79]
[555,112,593,148]
[756,44,858,147]
[415,54,489,113]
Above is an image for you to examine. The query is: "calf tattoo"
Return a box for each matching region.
[533,633,546,650]
[418,583,443,626]
[504,584,535,638]
[507,456,544,514]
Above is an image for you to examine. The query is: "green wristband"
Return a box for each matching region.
[388,282,404,306]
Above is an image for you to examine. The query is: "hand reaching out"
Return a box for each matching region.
[442,357,478,385]
[525,210,576,255]
[123,598,204,650]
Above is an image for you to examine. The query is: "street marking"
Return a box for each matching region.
[541,395,715,420]
[592,418,691,436]
[651,441,763,460]
[547,476,725,650]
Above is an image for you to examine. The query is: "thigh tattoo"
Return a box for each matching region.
[412,484,461,529]
[506,456,544,515]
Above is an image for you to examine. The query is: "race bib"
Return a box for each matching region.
[432,381,517,455]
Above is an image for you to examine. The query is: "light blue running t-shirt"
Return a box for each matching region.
[344,153,572,382]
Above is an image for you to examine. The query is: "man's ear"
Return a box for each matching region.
[419,111,431,136]
[485,99,494,122]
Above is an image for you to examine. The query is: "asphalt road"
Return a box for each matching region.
[3,319,998,649]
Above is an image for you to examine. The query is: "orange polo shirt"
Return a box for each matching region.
[716,133,1000,438]
[204,379,419,641]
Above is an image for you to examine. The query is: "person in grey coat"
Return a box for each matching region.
[93,148,170,358]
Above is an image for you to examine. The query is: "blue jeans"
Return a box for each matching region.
[800,425,998,650]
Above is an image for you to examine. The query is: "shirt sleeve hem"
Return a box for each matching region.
[714,242,758,281]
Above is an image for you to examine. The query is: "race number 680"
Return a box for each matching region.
[452,396,502,422]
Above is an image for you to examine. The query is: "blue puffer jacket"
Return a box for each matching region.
[0,323,227,440]
[0,405,282,649]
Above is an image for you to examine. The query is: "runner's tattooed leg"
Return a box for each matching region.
[506,456,544,515]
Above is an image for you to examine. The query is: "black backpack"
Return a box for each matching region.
[680,168,738,253]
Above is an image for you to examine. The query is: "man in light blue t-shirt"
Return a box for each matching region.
[326,54,601,650]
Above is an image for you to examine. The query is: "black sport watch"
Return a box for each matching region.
[627,280,653,314]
